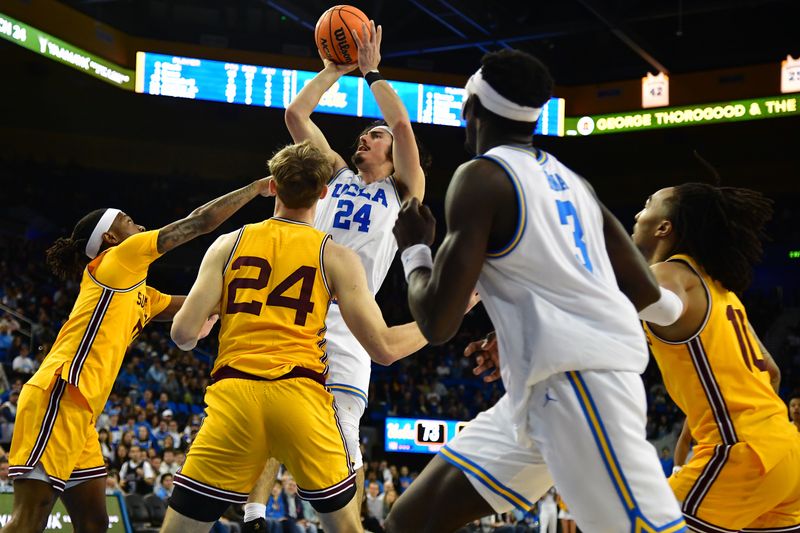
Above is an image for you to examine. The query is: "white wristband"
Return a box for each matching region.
[401,244,433,282]
[639,287,684,326]
[672,465,682,475]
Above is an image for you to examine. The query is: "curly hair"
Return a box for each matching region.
[46,208,109,281]
[665,183,772,293]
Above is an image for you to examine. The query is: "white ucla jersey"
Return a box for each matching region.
[475,146,648,430]
[314,166,403,404]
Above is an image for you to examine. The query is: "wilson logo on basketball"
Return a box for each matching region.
[334,28,353,64]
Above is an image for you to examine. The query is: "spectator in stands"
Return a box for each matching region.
[398,466,412,493]
[119,445,155,495]
[283,474,316,533]
[147,358,168,386]
[156,392,176,414]
[0,320,13,361]
[0,390,18,446]
[366,480,386,525]
[98,427,114,462]
[105,470,123,496]
[134,424,156,452]
[111,444,129,471]
[0,456,13,493]
[11,344,36,374]
[659,446,674,477]
[265,480,288,533]
[384,485,399,517]
[160,448,180,475]
[790,394,800,432]
[166,419,181,448]
[155,472,174,501]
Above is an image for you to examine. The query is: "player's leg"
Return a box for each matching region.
[384,455,493,533]
[61,478,109,533]
[61,418,112,532]
[243,458,281,531]
[1,478,58,532]
[316,491,362,532]
[528,370,685,532]
[330,390,366,507]
[161,506,217,533]
[385,395,552,533]
[269,379,360,533]
[166,379,270,529]
[6,380,95,531]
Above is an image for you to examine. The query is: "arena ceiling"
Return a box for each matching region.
[61,0,799,85]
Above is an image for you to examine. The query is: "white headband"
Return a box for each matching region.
[369,125,393,137]
[463,69,543,123]
[85,208,121,259]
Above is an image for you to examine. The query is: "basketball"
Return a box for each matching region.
[315,5,370,65]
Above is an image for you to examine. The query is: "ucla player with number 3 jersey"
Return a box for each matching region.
[164,142,429,533]
[386,49,685,533]
[633,184,800,532]
[242,21,428,526]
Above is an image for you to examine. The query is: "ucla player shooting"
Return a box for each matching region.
[244,20,429,527]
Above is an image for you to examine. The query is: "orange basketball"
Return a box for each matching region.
[315,5,370,65]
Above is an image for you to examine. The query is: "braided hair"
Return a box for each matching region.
[665,183,772,293]
[46,209,108,281]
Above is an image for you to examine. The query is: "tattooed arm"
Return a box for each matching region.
[156,177,272,254]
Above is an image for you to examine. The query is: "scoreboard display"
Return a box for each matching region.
[135,51,565,136]
[385,416,468,454]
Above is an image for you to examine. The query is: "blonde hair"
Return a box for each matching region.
[268,140,333,208]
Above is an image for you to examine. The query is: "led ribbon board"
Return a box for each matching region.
[566,94,800,136]
[0,12,133,90]
[136,52,565,136]
[384,416,468,454]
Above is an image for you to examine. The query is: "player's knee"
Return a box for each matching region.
[169,484,232,522]
[72,509,109,533]
[306,480,357,514]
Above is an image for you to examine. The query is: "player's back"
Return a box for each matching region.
[476,146,648,414]
[644,255,798,472]
[216,218,332,379]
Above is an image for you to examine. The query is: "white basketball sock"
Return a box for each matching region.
[243,502,266,522]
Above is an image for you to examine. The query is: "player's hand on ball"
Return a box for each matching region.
[318,47,358,74]
[393,197,436,250]
[352,20,382,75]
[198,314,219,340]
[464,331,501,383]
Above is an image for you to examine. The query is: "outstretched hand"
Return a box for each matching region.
[393,197,436,251]
[351,20,382,75]
[464,331,501,383]
[318,46,358,75]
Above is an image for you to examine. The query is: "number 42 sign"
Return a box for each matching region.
[781,55,800,94]
[642,72,669,109]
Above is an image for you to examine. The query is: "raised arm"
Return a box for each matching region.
[156,178,271,254]
[324,240,427,365]
[284,56,355,173]
[353,21,425,201]
[170,233,235,350]
[393,159,504,345]
[600,203,661,311]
